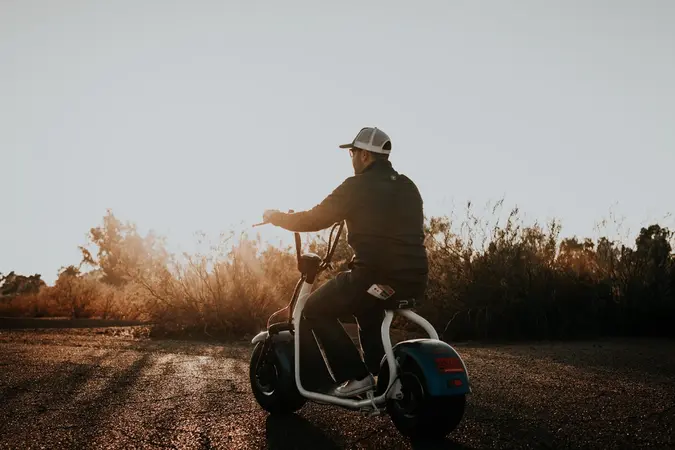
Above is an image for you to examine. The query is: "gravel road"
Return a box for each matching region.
[1,324,673,449]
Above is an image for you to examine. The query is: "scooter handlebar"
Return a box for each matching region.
[294,232,302,262]
[252,209,295,228]
[254,210,333,265]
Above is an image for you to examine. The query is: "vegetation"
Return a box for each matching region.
[2,204,674,341]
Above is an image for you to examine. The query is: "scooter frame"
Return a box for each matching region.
[252,279,441,411]
[251,220,459,412]
[296,281,439,409]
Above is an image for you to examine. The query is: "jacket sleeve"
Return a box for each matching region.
[270,177,356,232]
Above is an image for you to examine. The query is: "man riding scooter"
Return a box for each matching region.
[262,126,428,398]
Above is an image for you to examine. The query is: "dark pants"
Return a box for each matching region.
[299,270,424,385]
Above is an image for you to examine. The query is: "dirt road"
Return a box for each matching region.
[1,324,673,449]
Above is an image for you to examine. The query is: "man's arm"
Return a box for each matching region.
[267,177,356,232]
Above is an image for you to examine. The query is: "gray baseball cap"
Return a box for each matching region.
[339,127,392,155]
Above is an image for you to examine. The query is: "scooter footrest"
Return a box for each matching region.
[359,407,385,417]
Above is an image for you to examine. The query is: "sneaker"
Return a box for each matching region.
[331,375,375,398]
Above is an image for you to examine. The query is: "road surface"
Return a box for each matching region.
[1,323,673,449]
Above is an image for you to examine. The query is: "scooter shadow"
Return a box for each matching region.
[264,413,471,450]
[265,414,342,450]
[409,437,473,450]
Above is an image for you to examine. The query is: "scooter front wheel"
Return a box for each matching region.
[249,341,306,414]
[386,360,466,438]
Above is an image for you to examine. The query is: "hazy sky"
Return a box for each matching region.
[2,0,674,283]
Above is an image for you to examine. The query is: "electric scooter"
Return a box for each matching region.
[248,220,471,438]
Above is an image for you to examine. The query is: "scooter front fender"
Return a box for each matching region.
[251,331,269,344]
[251,330,297,394]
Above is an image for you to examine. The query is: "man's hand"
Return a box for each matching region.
[263,209,283,225]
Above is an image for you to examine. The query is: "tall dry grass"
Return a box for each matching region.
[2,206,674,341]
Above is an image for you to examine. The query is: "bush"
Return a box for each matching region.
[423,203,675,341]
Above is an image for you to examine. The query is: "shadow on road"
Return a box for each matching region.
[0,350,114,408]
[264,413,475,450]
[0,350,153,448]
[495,338,675,379]
[265,414,342,450]
[409,437,474,450]
[0,317,148,329]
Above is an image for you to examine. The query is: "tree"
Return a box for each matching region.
[79,210,127,286]
[51,265,99,318]
[79,209,169,286]
[0,271,46,297]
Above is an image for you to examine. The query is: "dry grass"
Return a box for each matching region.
[2,205,674,341]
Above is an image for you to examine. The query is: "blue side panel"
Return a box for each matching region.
[393,338,471,396]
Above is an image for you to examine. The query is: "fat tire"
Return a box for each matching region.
[385,360,466,438]
[249,341,305,414]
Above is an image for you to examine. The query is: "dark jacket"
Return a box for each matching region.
[270,159,429,285]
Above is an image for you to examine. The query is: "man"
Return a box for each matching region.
[262,126,428,397]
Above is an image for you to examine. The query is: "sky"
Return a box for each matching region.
[2,0,674,284]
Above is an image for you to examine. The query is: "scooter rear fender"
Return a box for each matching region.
[391,338,471,396]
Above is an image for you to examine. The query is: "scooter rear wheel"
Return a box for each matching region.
[386,360,466,438]
[249,341,306,414]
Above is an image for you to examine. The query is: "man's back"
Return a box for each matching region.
[344,159,428,285]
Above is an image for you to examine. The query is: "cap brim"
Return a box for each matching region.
[338,143,355,149]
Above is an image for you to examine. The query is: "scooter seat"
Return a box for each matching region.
[381,297,417,310]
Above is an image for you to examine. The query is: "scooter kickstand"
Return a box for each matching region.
[359,390,383,417]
